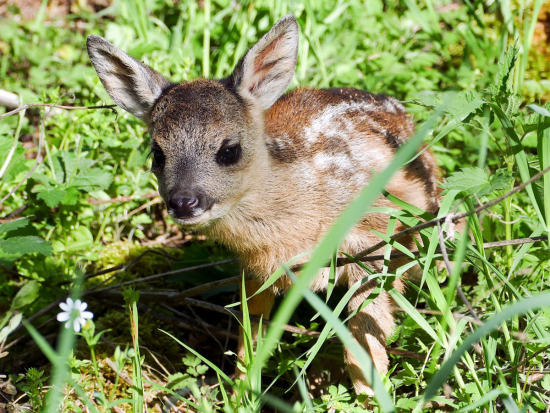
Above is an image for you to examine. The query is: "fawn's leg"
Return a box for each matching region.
[344,270,404,396]
[236,277,275,379]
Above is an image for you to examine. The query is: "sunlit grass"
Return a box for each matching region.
[0,0,549,411]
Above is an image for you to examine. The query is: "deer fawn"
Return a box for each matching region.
[87,14,440,396]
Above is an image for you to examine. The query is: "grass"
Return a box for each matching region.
[1,0,550,411]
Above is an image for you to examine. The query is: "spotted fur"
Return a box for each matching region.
[87,14,441,398]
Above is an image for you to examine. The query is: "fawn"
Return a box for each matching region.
[87,14,440,396]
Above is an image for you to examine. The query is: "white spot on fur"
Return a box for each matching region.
[303,101,378,144]
[313,153,354,171]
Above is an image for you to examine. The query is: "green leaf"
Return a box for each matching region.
[487,45,519,97]
[0,217,30,237]
[441,167,490,195]
[488,168,514,192]
[65,226,94,252]
[0,236,53,256]
[13,280,40,309]
[442,167,513,197]
[37,188,67,208]
[413,91,484,122]
[70,169,113,191]
[166,372,193,390]
[62,187,81,205]
[0,312,23,342]
[60,151,77,184]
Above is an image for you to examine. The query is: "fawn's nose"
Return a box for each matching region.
[168,192,202,219]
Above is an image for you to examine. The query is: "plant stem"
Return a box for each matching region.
[90,345,104,395]
[203,0,211,78]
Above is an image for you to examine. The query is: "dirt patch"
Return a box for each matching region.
[0,0,110,21]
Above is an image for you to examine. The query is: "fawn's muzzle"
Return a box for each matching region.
[168,191,212,219]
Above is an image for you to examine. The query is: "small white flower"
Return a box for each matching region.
[56,298,93,333]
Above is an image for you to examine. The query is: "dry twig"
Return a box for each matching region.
[87,258,238,293]
[437,221,481,322]
[0,102,117,120]
[88,192,158,205]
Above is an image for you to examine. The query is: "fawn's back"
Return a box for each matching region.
[205,86,441,289]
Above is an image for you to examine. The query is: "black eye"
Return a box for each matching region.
[151,149,165,168]
[217,144,241,166]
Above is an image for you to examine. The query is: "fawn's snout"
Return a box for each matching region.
[167,190,213,221]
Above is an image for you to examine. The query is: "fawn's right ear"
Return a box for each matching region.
[87,36,172,123]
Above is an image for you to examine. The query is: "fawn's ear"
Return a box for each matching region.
[229,14,298,111]
[86,35,172,122]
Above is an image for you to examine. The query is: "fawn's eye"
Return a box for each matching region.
[217,144,241,166]
[151,148,165,168]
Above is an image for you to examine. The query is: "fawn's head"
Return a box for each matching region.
[87,15,298,228]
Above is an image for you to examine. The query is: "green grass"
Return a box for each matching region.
[1,0,550,411]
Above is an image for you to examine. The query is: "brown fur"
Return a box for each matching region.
[87,14,441,397]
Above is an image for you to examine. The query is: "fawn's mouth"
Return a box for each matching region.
[170,213,210,228]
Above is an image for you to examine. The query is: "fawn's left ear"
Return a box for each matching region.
[229,14,299,111]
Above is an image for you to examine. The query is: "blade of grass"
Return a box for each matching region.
[424,291,550,400]
[488,102,546,228]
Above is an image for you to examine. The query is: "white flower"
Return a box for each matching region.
[56,298,93,333]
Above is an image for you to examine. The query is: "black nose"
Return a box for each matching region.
[168,193,201,218]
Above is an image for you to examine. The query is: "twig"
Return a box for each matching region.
[137,294,428,361]
[149,303,239,341]
[141,233,186,247]
[1,315,56,353]
[519,378,550,395]
[115,198,162,224]
[65,235,548,293]
[0,264,64,291]
[88,192,158,205]
[166,298,426,360]
[5,311,59,352]
[20,299,62,329]
[437,221,481,322]
[87,258,238,293]
[0,204,28,221]
[291,235,549,271]
[86,234,548,302]
[396,307,482,326]
[83,249,187,291]
[0,103,117,120]
[169,275,244,300]
[58,249,179,286]
[503,344,550,373]
[162,396,178,412]
[307,165,550,272]
[104,358,133,387]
